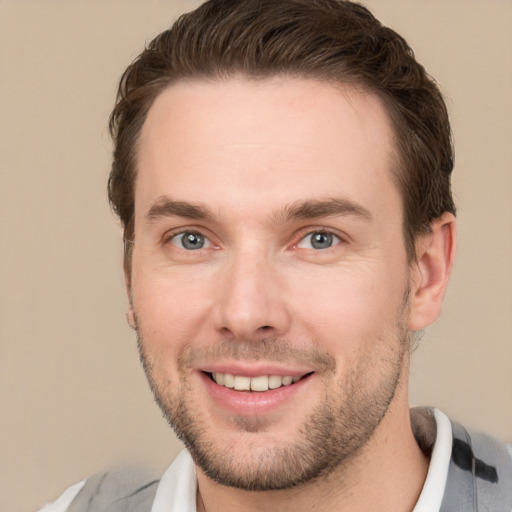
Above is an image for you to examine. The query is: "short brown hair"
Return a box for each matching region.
[109,0,455,268]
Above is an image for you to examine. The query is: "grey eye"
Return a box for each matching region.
[297,232,339,250]
[310,232,333,249]
[171,232,210,250]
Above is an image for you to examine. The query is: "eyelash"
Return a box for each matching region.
[164,228,344,252]
[166,230,213,251]
[295,230,342,251]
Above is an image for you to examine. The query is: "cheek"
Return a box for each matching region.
[131,267,215,350]
[289,263,408,351]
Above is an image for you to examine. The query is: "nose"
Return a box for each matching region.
[212,251,291,341]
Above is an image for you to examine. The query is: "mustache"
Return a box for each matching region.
[175,337,337,372]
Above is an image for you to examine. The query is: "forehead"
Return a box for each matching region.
[136,77,400,219]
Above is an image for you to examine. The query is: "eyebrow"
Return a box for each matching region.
[146,197,215,222]
[145,196,371,224]
[276,198,372,224]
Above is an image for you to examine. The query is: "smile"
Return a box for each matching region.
[210,373,307,392]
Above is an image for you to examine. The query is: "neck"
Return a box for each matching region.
[196,381,429,512]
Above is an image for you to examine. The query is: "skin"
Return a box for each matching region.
[127,77,456,512]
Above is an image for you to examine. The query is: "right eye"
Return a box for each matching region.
[296,231,341,250]
[169,232,211,250]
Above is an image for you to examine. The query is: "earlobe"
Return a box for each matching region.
[126,306,137,330]
[408,213,456,331]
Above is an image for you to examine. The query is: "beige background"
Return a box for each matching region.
[0,1,511,511]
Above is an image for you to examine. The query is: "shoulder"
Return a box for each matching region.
[75,465,160,512]
[443,418,512,510]
[452,421,512,483]
[40,465,161,512]
[38,450,196,512]
[38,481,86,512]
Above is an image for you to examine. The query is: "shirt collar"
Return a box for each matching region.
[412,408,453,512]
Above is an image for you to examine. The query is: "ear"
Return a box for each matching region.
[408,213,456,331]
[124,267,137,330]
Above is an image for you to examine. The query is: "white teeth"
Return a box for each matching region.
[212,373,303,391]
[223,373,234,388]
[250,376,269,391]
[268,375,282,389]
[234,376,251,391]
[281,376,293,386]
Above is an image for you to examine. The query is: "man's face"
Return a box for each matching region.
[130,77,414,490]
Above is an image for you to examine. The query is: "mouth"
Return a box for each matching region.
[207,372,312,392]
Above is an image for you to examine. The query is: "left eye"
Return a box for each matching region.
[170,232,211,250]
[297,231,340,250]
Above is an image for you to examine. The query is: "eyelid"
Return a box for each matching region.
[292,227,346,250]
[163,226,219,249]
[170,232,211,249]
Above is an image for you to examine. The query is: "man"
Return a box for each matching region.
[40,0,512,510]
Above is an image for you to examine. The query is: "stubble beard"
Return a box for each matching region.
[135,312,410,492]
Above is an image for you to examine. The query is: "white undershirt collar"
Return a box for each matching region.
[412,408,453,511]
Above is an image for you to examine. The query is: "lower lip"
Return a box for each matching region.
[200,372,312,416]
